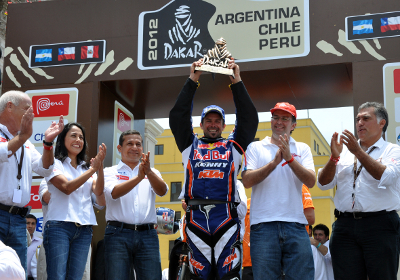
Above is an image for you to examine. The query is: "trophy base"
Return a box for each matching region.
[195,65,234,78]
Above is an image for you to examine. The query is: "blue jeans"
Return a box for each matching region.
[0,210,27,273]
[104,223,162,280]
[250,221,314,280]
[43,220,92,280]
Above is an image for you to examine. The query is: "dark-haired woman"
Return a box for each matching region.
[43,123,106,280]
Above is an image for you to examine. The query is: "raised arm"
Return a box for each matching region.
[7,107,34,156]
[169,61,201,153]
[41,116,64,168]
[228,61,259,152]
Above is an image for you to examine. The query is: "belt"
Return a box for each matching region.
[188,199,228,206]
[107,221,154,231]
[334,209,395,219]
[0,203,31,217]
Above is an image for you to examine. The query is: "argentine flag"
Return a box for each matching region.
[35,49,52,62]
[353,19,373,35]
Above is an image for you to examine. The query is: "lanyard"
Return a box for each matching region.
[352,146,376,209]
[0,129,24,189]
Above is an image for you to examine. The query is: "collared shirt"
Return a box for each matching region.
[0,240,25,280]
[322,240,334,280]
[311,242,328,280]
[0,124,53,207]
[27,235,42,277]
[45,158,98,225]
[104,161,168,225]
[318,137,400,212]
[246,136,315,225]
[39,178,104,230]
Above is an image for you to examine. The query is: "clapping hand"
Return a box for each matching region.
[19,107,34,140]
[340,130,361,155]
[141,152,151,174]
[330,132,343,157]
[90,143,107,171]
[44,116,65,142]
[278,134,292,162]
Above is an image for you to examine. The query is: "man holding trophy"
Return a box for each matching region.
[169,39,258,280]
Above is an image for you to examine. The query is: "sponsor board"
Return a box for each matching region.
[117,109,132,132]
[396,126,400,145]
[396,98,400,123]
[138,0,310,69]
[383,63,400,146]
[26,88,78,175]
[113,101,134,165]
[32,94,70,117]
[30,119,69,145]
[26,185,42,210]
[29,178,45,238]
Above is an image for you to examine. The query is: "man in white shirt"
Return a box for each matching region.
[310,224,334,280]
[0,90,63,272]
[318,102,400,280]
[26,214,42,280]
[103,130,168,280]
[0,240,25,280]
[242,102,316,279]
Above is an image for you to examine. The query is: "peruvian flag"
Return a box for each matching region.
[58,47,75,61]
[81,46,99,59]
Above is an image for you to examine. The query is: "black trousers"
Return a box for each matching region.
[242,266,253,280]
[330,211,400,280]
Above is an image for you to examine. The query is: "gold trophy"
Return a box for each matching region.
[195,38,234,78]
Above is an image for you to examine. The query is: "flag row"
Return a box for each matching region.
[29,40,106,68]
[35,46,100,63]
[353,16,400,35]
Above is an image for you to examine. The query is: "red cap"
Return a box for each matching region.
[270,102,297,118]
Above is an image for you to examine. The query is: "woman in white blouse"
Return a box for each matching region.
[43,122,106,280]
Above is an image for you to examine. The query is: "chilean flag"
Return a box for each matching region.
[381,16,400,32]
[58,47,75,61]
[81,46,99,59]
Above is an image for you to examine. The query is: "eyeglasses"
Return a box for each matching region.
[271,116,291,122]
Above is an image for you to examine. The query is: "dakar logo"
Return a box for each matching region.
[198,169,224,179]
[164,5,203,60]
[223,252,238,267]
[189,258,205,271]
[36,98,64,115]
